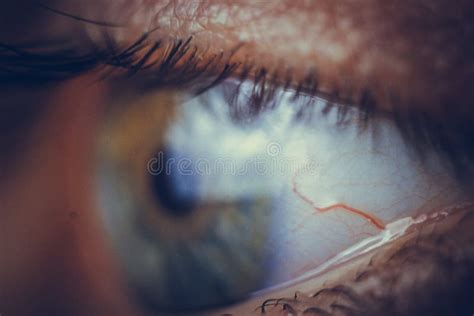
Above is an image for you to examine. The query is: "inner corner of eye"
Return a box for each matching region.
[95,68,468,312]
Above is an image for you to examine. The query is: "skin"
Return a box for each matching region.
[0,1,473,315]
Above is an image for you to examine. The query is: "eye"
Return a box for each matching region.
[96,79,468,312]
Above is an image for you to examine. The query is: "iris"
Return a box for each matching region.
[150,148,199,217]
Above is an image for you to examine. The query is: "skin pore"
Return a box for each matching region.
[0,1,473,315]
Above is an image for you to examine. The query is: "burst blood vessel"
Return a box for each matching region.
[291,169,386,230]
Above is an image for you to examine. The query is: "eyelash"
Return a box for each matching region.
[1,32,473,183]
[111,35,379,126]
[0,32,371,120]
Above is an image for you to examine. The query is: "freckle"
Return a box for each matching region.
[69,211,78,219]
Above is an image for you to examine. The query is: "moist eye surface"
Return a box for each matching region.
[96,80,469,312]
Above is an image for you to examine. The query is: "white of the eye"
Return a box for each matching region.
[165,81,470,286]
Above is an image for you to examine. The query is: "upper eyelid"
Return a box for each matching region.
[95,34,379,132]
[0,33,446,130]
[0,1,436,112]
[4,1,471,109]
[110,35,377,117]
[111,36,325,97]
[1,22,474,183]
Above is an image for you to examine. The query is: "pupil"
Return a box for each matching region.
[150,149,198,217]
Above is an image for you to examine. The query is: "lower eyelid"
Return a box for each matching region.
[213,206,474,316]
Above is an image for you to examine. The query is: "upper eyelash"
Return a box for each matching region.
[0,30,371,121]
[108,34,474,183]
[0,41,106,83]
[115,35,377,125]
[1,32,473,183]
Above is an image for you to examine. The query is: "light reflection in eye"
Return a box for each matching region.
[96,81,468,312]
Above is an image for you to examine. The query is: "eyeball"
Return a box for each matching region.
[96,81,468,312]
